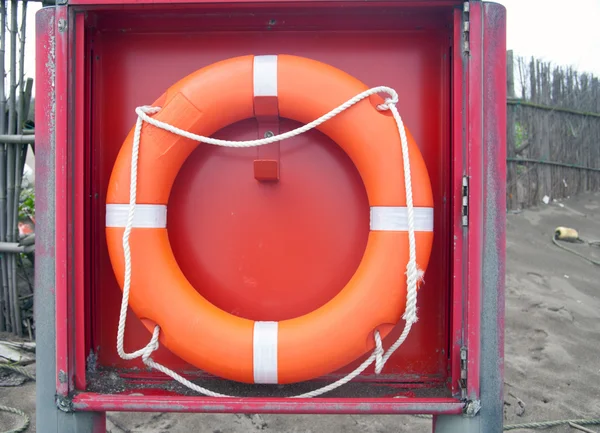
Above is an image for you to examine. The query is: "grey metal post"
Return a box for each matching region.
[35,6,106,432]
[433,415,482,432]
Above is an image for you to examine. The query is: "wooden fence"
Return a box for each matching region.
[506,51,600,210]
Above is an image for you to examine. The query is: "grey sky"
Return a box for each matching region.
[496,0,600,76]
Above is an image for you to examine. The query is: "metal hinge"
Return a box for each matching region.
[461,176,469,227]
[459,346,468,400]
[458,347,481,417]
[463,2,470,55]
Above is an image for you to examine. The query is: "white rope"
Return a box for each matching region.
[116,86,420,398]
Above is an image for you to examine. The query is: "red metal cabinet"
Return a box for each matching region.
[35,1,506,431]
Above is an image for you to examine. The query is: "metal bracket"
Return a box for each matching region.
[462,2,470,55]
[56,394,74,413]
[461,176,469,227]
[253,78,281,182]
[463,399,481,417]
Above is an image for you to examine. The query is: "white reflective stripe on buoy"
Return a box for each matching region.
[370,207,434,232]
[253,321,278,384]
[253,55,278,97]
[105,204,167,228]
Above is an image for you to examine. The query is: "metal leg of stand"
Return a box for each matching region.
[433,415,482,433]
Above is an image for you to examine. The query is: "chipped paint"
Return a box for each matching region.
[51,4,72,398]
[56,394,73,413]
[479,2,507,432]
[36,5,61,429]
[71,393,464,415]
[86,349,98,374]
[463,399,481,417]
[36,16,55,262]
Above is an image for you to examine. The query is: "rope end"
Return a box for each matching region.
[417,268,425,284]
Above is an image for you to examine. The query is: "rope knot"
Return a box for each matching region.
[141,326,161,363]
[376,97,399,111]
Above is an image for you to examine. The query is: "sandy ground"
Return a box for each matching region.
[1,192,599,432]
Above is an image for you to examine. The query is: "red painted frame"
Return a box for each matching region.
[40,0,505,416]
[69,0,462,5]
[73,12,88,392]
[54,4,70,398]
[450,6,465,398]
[87,11,451,383]
[71,394,464,414]
[466,1,483,399]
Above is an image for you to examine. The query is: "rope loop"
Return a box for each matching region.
[374,331,385,374]
[116,84,420,398]
[136,105,162,116]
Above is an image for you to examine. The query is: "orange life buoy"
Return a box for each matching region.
[105,55,434,384]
